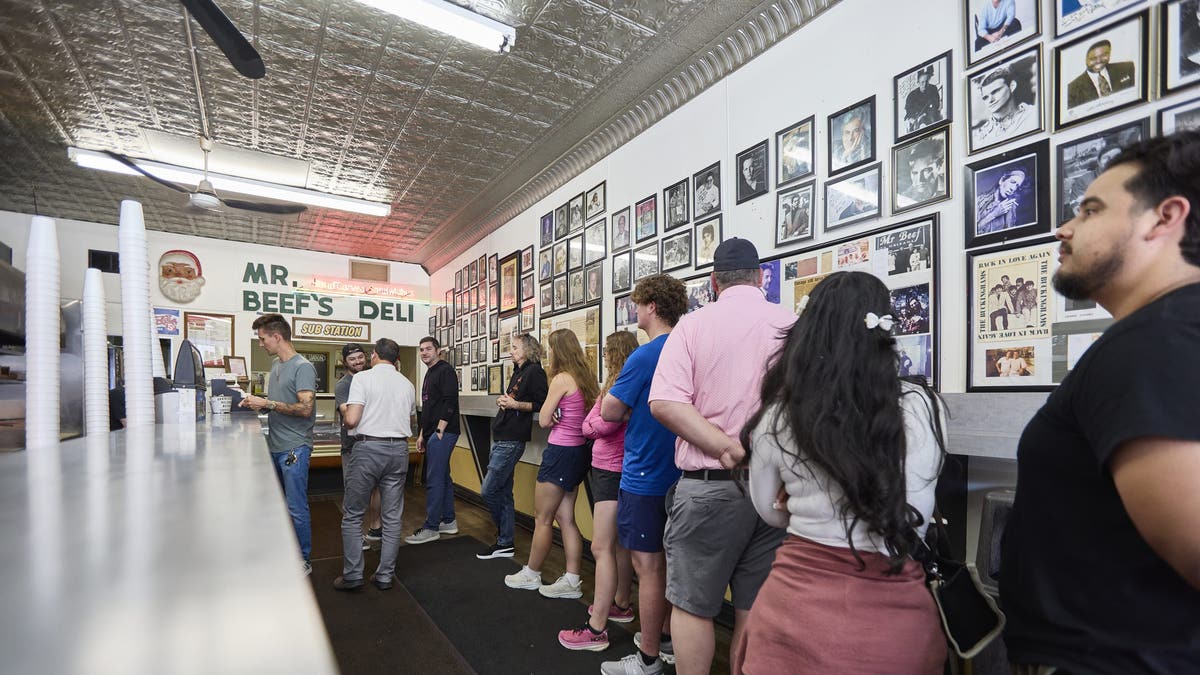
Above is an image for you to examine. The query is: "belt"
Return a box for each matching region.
[682,469,747,481]
[354,435,407,443]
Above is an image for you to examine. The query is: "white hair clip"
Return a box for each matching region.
[796,294,811,314]
[864,312,895,332]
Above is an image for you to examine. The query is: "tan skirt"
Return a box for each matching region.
[733,534,946,675]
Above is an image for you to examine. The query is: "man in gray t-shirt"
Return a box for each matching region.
[239,313,318,575]
[336,343,381,545]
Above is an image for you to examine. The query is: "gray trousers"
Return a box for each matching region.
[341,439,408,582]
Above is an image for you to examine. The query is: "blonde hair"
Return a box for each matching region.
[602,331,639,393]
[546,329,600,408]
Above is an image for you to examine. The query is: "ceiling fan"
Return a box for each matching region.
[179,0,265,79]
[103,138,307,215]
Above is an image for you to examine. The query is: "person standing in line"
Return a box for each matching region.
[240,313,318,576]
[1002,132,1200,673]
[559,330,640,652]
[649,238,796,675]
[406,336,461,545]
[735,271,946,674]
[477,334,549,560]
[334,338,416,592]
[335,343,381,550]
[597,274,688,675]
[505,329,599,599]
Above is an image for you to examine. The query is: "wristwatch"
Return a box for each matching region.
[267,400,277,412]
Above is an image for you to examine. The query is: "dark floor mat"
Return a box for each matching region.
[395,537,636,675]
[309,499,347,562]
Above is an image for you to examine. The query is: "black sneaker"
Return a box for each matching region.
[476,543,515,559]
[365,527,382,541]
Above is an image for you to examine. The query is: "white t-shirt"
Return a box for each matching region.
[748,381,942,552]
[347,363,416,438]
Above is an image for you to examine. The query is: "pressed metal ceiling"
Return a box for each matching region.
[0,0,838,271]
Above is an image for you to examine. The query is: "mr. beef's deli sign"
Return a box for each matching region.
[291,318,371,343]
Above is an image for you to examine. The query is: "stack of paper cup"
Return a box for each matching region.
[83,268,110,437]
[119,200,154,427]
[25,216,61,449]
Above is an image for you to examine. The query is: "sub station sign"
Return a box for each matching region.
[291,317,372,342]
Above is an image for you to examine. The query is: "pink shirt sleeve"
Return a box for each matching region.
[648,318,695,404]
[582,397,622,439]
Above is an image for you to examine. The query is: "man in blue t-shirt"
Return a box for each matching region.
[599,274,687,675]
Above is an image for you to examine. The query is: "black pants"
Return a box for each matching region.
[990,309,1009,331]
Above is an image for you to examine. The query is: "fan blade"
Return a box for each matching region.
[178,0,265,79]
[101,151,190,193]
[221,198,307,215]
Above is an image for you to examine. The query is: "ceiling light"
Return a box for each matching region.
[68,147,392,217]
[359,0,516,53]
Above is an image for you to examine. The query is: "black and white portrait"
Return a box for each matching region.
[895,52,951,141]
[539,283,552,310]
[693,162,721,217]
[554,204,568,240]
[966,139,1050,248]
[569,269,585,307]
[735,140,769,204]
[776,182,815,247]
[776,117,815,187]
[540,212,554,247]
[1159,97,1200,133]
[584,263,603,303]
[664,178,689,231]
[585,182,606,221]
[568,234,584,270]
[553,240,567,276]
[611,207,631,252]
[612,251,631,293]
[968,46,1042,154]
[825,163,881,230]
[1165,0,1200,93]
[520,275,534,304]
[568,192,585,234]
[828,97,875,175]
[1056,120,1146,223]
[965,0,1041,67]
[876,221,932,276]
[694,215,722,270]
[553,276,567,312]
[893,128,950,213]
[584,219,607,265]
[1054,13,1147,129]
[661,230,692,273]
[633,242,659,282]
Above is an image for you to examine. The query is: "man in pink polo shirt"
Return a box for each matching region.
[649,238,796,674]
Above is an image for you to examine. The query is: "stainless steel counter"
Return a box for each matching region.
[0,416,338,675]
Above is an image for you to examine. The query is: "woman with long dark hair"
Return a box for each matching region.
[733,271,946,674]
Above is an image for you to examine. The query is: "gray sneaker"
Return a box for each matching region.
[438,520,459,534]
[600,652,663,675]
[404,528,441,545]
[633,632,675,665]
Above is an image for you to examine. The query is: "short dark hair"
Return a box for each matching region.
[374,338,400,363]
[714,268,760,289]
[980,66,1014,88]
[419,336,440,350]
[1087,39,1112,53]
[252,313,290,341]
[631,274,687,327]
[1107,130,1200,266]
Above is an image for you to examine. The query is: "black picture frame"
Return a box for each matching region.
[663,178,690,231]
[539,283,552,311]
[892,127,951,214]
[611,206,632,253]
[584,217,607,265]
[554,203,569,240]
[632,241,659,282]
[567,234,584,271]
[967,45,1043,155]
[568,192,586,234]
[1055,118,1149,225]
[552,240,567,276]
[585,181,606,221]
[614,293,638,335]
[552,275,567,313]
[964,138,1050,249]
[488,254,498,285]
[827,96,876,176]
[612,250,632,294]
[776,116,815,188]
[894,51,952,142]
[468,260,477,286]
[661,229,692,273]
[539,212,554,250]
[824,162,882,231]
[538,248,552,282]
[568,269,585,308]
[964,0,1042,68]
[584,261,603,304]
[489,312,498,341]
[520,274,534,305]
[735,139,770,204]
[492,341,500,363]
[1053,10,1149,130]
[498,251,520,318]
[521,246,534,274]
[694,214,722,269]
[776,182,816,247]
[634,194,657,243]
[692,161,722,218]
[1162,0,1200,95]
[1055,0,1142,37]
[477,254,488,284]
[1158,95,1200,133]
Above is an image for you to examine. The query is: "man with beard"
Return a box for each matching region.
[1000,132,1200,673]
[158,250,206,303]
[335,344,382,548]
[406,336,461,545]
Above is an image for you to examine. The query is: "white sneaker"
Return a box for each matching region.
[600,652,663,675]
[538,574,583,599]
[405,528,441,545]
[634,632,675,665]
[504,566,543,590]
[438,520,459,534]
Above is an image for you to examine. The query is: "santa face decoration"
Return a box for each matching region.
[158,249,206,303]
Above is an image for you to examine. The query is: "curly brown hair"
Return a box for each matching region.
[630,274,688,327]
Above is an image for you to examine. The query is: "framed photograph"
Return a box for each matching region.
[490,283,499,312]
[964,138,1050,249]
[1055,0,1142,37]
[828,96,876,176]
[824,163,882,231]
[968,46,1043,154]
[223,355,248,378]
[454,269,462,291]
[635,194,658,242]
[498,251,520,317]
[567,234,584,271]
[478,254,487,284]
[964,0,1041,68]
[1054,11,1149,130]
[520,302,536,333]
[633,241,660,282]
[694,215,723,269]
[893,127,951,214]
[584,262,604,303]
[776,116,815,188]
[539,283,552,310]
[661,229,692,273]
[895,52,952,142]
[1163,0,1200,94]
[553,240,567,276]
[488,364,502,394]
[611,207,632,252]
[540,212,554,248]
[553,275,568,312]
[614,294,639,335]
[612,250,632,293]
[585,181,606,220]
[1056,118,1148,224]
[664,178,690,231]
[521,246,534,274]
[538,249,553,281]
[569,192,586,233]
[568,269,585,307]
[776,182,816,247]
[468,260,478,286]
[1159,96,1200,133]
[488,254,498,285]
[520,274,534,304]
[554,203,569,240]
[693,161,722,217]
[584,218,607,265]
[184,312,235,368]
[489,312,498,340]
[735,140,770,204]
[683,273,716,314]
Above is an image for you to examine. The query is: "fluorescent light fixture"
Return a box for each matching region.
[68,147,392,217]
[358,0,516,53]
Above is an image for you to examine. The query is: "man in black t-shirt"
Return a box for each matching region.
[1001,131,1200,673]
[335,343,379,545]
[405,337,461,545]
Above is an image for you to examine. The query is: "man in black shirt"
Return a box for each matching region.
[406,337,461,545]
[335,343,379,546]
[1001,131,1200,673]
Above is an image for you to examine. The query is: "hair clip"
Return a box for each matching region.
[797,294,811,314]
[864,312,895,332]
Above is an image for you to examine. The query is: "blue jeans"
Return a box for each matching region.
[422,432,459,529]
[270,444,312,561]
[480,440,525,547]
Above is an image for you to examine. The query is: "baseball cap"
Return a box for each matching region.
[341,343,365,359]
[713,237,760,271]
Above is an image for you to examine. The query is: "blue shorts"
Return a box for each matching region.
[617,489,668,552]
[536,443,590,490]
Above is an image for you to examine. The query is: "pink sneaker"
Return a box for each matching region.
[558,624,610,651]
[588,603,636,624]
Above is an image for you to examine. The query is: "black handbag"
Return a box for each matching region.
[913,513,1006,660]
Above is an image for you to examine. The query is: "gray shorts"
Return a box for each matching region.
[663,478,786,617]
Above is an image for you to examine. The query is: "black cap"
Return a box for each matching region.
[342,343,365,359]
[713,237,760,271]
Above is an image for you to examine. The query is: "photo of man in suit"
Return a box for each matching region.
[1067,39,1136,108]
